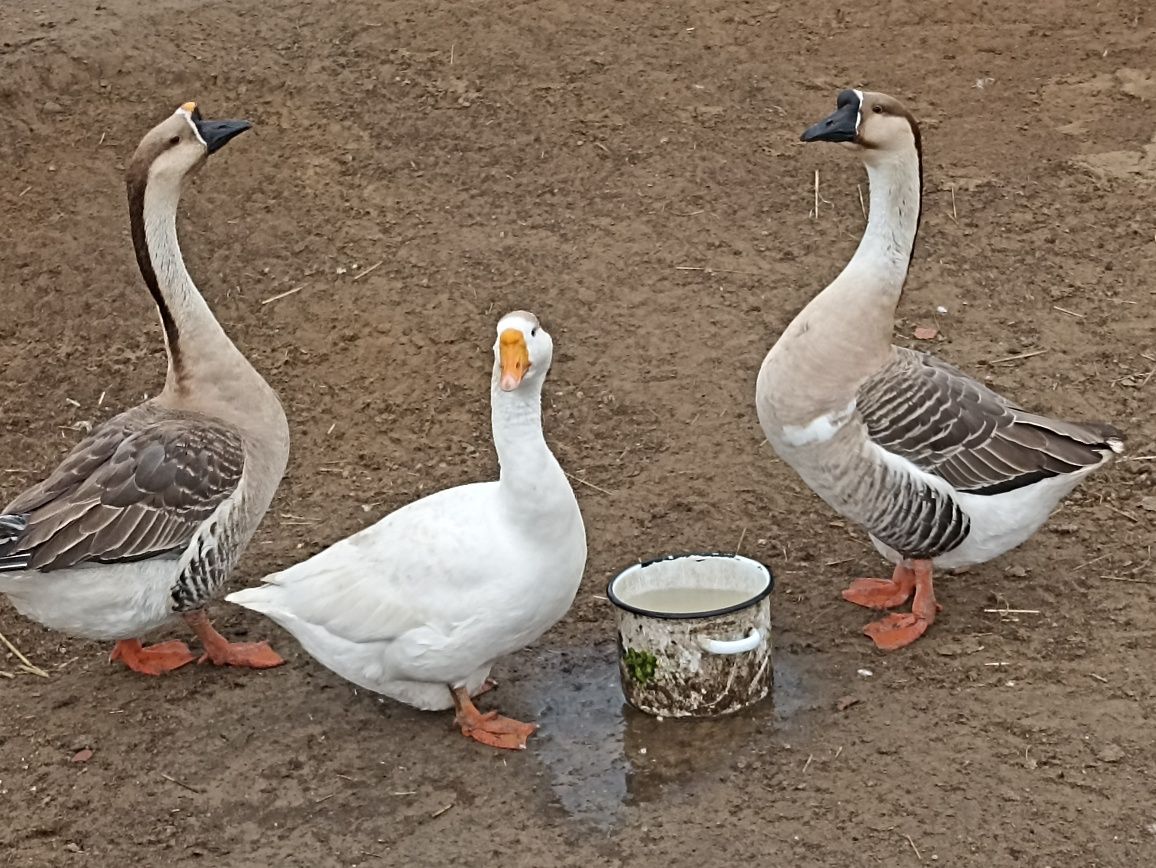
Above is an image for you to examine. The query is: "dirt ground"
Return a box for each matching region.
[1,0,1154,865]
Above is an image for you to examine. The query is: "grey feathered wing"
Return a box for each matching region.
[857,347,1122,496]
[0,406,245,572]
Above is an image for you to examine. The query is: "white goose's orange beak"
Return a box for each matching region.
[499,328,530,391]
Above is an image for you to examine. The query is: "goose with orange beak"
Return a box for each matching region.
[229,311,587,750]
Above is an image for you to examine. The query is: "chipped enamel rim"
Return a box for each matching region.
[607,552,774,621]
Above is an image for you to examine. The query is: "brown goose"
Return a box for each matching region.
[0,103,290,674]
[756,89,1123,650]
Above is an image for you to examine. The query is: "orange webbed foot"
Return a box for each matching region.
[110,639,196,675]
[451,685,537,750]
[458,711,538,750]
[856,559,939,651]
[197,640,285,669]
[842,572,916,610]
[183,610,285,670]
[863,612,932,650]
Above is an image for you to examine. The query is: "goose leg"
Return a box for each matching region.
[184,610,285,669]
[473,677,499,697]
[450,685,537,751]
[861,560,939,650]
[841,561,917,609]
[109,638,196,675]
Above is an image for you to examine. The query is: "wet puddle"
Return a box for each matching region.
[522,644,816,828]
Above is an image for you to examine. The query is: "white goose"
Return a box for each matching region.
[756,90,1123,650]
[0,103,289,673]
[228,311,586,750]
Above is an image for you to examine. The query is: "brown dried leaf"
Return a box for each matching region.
[913,326,939,341]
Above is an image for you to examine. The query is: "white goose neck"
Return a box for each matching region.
[492,384,547,468]
[490,380,569,502]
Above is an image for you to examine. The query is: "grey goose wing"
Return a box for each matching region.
[0,408,245,572]
[857,347,1122,496]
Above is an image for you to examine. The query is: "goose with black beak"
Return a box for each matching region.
[756,90,1123,650]
[0,103,290,673]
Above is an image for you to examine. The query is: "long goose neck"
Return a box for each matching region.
[761,142,923,423]
[795,145,922,369]
[491,381,567,509]
[128,173,251,395]
[841,146,922,307]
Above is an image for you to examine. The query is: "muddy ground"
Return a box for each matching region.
[1,0,1154,865]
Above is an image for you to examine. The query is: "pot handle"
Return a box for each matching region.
[698,627,762,655]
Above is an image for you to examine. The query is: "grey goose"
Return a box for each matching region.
[756,90,1123,650]
[0,103,290,673]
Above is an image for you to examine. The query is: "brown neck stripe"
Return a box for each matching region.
[126,165,183,374]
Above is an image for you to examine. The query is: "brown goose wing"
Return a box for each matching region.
[857,348,1122,496]
[0,407,244,571]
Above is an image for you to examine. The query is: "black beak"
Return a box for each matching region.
[194,118,252,155]
[800,90,861,143]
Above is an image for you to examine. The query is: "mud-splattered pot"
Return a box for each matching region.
[608,554,773,718]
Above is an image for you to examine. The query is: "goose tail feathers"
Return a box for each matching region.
[1080,421,1125,456]
[225,583,276,614]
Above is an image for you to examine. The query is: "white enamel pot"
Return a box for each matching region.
[608,553,774,718]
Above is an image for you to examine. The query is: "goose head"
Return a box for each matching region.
[800,89,921,160]
[128,102,251,188]
[493,310,553,393]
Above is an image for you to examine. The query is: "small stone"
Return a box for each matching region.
[1004,565,1029,578]
[43,101,64,114]
[71,748,93,763]
[913,325,939,340]
[1139,496,1156,513]
[1097,743,1125,763]
[64,843,82,853]
[835,695,860,711]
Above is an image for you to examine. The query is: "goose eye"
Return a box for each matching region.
[872,105,884,114]
[531,327,538,336]
[168,135,181,146]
